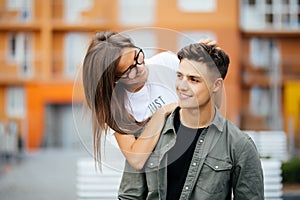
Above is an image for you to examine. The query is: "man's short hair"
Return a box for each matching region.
[177,43,230,79]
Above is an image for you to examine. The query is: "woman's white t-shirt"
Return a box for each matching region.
[125,51,179,122]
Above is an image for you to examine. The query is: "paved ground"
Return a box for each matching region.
[0,148,300,200]
[0,149,88,200]
[283,184,300,200]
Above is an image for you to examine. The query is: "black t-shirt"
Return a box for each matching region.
[166,109,204,200]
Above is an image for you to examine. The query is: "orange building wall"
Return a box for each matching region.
[25,81,80,150]
[156,0,241,123]
[1,0,242,150]
[0,87,5,119]
[156,0,239,29]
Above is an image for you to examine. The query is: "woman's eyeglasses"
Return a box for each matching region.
[116,48,145,80]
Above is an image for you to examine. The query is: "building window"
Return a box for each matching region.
[178,0,216,12]
[177,31,217,50]
[7,32,33,77]
[119,0,156,26]
[121,29,157,57]
[64,33,90,78]
[64,0,92,23]
[240,0,300,30]
[7,0,33,21]
[6,86,26,118]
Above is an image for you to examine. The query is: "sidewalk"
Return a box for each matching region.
[283,184,300,200]
[1,148,300,200]
[0,149,88,200]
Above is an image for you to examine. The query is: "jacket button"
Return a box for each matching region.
[215,166,219,169]
[199,139,204,143]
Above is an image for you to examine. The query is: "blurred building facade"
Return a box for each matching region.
[0,0,299,155]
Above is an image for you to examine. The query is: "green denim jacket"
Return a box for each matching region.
[118,108,264,200]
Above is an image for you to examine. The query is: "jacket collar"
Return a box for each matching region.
[162,106,226,135]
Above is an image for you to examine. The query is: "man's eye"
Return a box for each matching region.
[176,74,183,79]
[191,78,200,83]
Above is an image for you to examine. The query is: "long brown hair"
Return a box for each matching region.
[82,31,142,166]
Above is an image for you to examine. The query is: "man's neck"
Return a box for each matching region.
[180,104,215,129]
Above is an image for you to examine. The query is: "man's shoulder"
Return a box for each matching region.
[224,120,253,144]
[224,119,243,134]
[223,120,257,153]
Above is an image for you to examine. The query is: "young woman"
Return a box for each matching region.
[82,31,179,169]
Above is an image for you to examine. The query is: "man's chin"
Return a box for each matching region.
[179,103,199,110]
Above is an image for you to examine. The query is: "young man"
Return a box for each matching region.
[118,43,264,200]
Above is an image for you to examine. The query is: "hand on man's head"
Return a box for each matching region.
[198,38,221,50]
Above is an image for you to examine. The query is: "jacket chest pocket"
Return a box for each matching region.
[196,157,232,194]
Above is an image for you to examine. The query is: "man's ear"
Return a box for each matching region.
[212,78,223,93]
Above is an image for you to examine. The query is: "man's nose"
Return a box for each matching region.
[177,78,189,90]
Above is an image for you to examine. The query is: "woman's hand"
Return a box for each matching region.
[199,38,221,49]
[114,102,178,170]
[140,102,178,139]
[154,102,178,117]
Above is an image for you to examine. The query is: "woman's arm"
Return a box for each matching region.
[115,103,177,170]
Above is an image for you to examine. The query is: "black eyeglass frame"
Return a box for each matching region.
[116,48,145,80]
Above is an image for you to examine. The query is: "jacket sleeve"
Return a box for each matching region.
[232,137,264,200]
[118,160,148,200]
